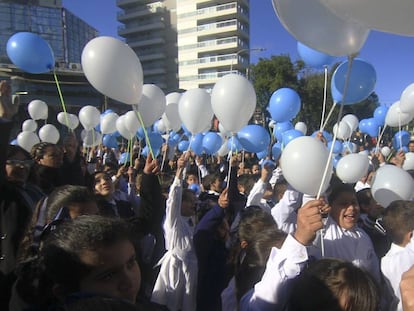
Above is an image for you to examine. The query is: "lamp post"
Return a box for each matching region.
[230,47,266,73]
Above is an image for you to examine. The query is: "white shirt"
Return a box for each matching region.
[239,234,308,310]
[381,238,414,311]
[246,179,272,214]
[151,177,197,311]
[308,216,380,282]
[271,186,302,234]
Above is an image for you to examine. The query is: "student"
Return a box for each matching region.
[381,200,414,311]
[151,153,198,311]
[239,199,380,311]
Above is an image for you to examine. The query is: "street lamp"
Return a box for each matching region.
[230,47,266,72]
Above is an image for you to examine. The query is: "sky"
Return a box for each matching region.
[62,0,414,106]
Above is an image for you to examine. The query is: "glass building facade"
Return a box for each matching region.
[0,0,97,64]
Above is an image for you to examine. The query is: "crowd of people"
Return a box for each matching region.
[1,83,414,311]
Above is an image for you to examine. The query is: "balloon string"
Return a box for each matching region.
[124,139,131,168]
[319,66,329,132]
[92,130,95,149]
[226,135,236,188]
[321,102,337,131]
[376,125,387,152]
[53,70,69,129]
[133,107,155,159]
[398,109,403,151]
[160,133,169,172]
[130,136,134,167]
[317,55,355,259]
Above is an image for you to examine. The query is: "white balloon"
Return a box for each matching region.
[294,122,307,135]
[81,36,143,105]
[281,136,333,195]
[22,119,37,132]
[38,124,60,144]
[381,146,391,158]
[79,106,101,130]
[101,112,119,134]
[155,119,167,134]
[268,120,276,129]
[162,103,181,132]
[137,84,166,127]
[57,112,79,130]
[17,131,40,152]
[211,74,256,133]
[320,0,414,36]
[83,130,102,147]
[217,139,230,157]
[272,0,369,56]
[341,114,359,132]
[371,164,414,207]
[218,123,231,138]
[333,121,352,140]
[179,88,213,134]
[403,152,414,171]
[400,83,414,114]
[385,101,413,127]
[116,115,134,139]
[124,110,141,135]
[336,153,369,183]
[28,100,48,120]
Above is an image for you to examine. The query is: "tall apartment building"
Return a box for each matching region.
[117,0,250,92]
[117,0,178,92]
[177,0,250,91]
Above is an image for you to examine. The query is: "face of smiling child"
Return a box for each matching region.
[329,191,360,230]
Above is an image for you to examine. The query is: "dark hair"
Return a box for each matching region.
[7,144,31,159]
[356,188,373,207]
[202,173,221,191]
[63,296,139,311]
[237,174,257,195]
[30,142,57,161]
[17,186,97,262]
[328,183,356,204]
[41,215,133,292]
[288,258,380,311]
[235,225,287,302]
[383,200,414,245]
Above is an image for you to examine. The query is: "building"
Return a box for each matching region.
[116,0,251,92]
[0,0,115,113]
[117,0,178,92]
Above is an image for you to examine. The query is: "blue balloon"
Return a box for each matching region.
[227,136,243,153]
[7,32,55,74]
[273,121,293,142]
[342,141,356,153]
[332,154,342,169]
[261,159,276,169]
[268,88,301,122]
[188,183,201,195]
[394,130,411,147]
[178,140,189,152]
[102,109,114,115]
[10,139,18,145]
[271,142,282,161]
[256,149,268,160]
[373,105,388,126]
[103,134,118,149]
[118,152,130,165]
[238,125,270,153]
[297,42,335,68]
[311,130,333,142]
[364,118,380,137]
[147,132,164,152]
[136,127,146,140]
[327,140,343,154]
[182,124,191,138]
[331,58,376,105]
[282,129,303,147]
[141,146,149,157]
[191,133,204,155]
[359,119,368,134]
[202,132,222,155]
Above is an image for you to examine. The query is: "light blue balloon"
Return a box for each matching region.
[342,141,356,153]
[373,105,388,126]
[268,88,301,122]
[297,42,335,68]
[118,152,130,165]
[331,58,376,105]
[147,132,164,152]
[188,183,201,195]
[178,140,189,152]
[103,134,118,149]
[359,119,368,134]
[282,129,303,147]
[238,125,270,153]
[10,139,18,145]
[364,118,380,137]
[272,142,282,161]
[227,136,243,153]
[328,140,343,154]
[393,130,411,148]
[273,121,293,142]
[332,154,342,169]
[202,132,222,155]
[191,133,204,155]
[7,32,55,74]
[256,149,268,160]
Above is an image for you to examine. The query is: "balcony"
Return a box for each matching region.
[118,21,165,35]
[139,52,166,62]
[117,2,165,21]
[128,37,166,48]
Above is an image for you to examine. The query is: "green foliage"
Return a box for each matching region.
[250,55,378,134]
